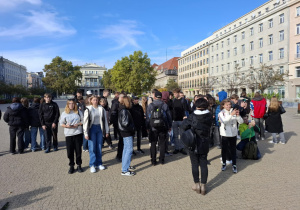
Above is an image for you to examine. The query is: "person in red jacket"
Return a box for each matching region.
[250,92,267,141]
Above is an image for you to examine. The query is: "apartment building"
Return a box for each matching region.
[154,57,179,88]
[27,72,44,88]
[178,0,300,99]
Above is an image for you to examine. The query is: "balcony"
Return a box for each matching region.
[164,70,177,76]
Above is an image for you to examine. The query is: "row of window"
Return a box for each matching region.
[179,58,209,72]
[179,48,209,65]
[180,78,208,89]
[179,68,209,80]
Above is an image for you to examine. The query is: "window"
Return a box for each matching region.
[279,48,284,59]
[211,56,214,63]
[297,42,300,58]
[216,54,219,61]
[221,41,224,48]
[242,44,245,53]
[250,56,254,65]
[227,63,230,71]
[242,31,245,39]
[297,67,300,77]
[250,41,254,50]
[207,48,209,54]
[259,23,263,32]
[203,59,206,65]
[227,38,230,45]
[216,44,219,50]
[207,58,209,64]
[280,30,284,41]
[234,35,237,42]
[269,34,273,45]
[250,27,254,36]
[221,52,224,60]
[297,24,300,35]
[211,67,214,74]
[216,66,219,73]
[297,6,300,17]
[211,45,214,52]
[280,14,284,24]
[269,19,273,28]
[227,50,230,58]
[259,38,263,48]
[221,64,224,71]
[234,47,237,56]
[242,59,245,67]
[259,54,263,63]
[280,66,284,74]
[269,51,273,61]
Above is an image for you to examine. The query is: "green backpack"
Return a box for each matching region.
[242,141,258,160]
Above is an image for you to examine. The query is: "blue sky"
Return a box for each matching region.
[0,0,267,72]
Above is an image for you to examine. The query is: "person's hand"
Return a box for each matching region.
[106,133,109,138]
[183,116,187,119]
[42,125,47,130]
[52,123,56,129]
[231,109,237,116]
[85,136,89,140]
[251,120,255,127]
[235,110,240,116]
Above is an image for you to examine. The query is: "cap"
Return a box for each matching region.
[86,90,92,95]
[155,91,162,98]
[133,96,139,100]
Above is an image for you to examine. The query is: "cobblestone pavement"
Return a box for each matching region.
[0,105,299,209]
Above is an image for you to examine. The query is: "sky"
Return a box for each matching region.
[0,0,268,72]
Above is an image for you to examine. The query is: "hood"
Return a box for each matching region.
[194,110,210,115]
[10,103,22,111]
[252,96,264,101]
[218,91,227,102]
[30,103,40,109]
[162,91,169,103]
[118,104,127,111]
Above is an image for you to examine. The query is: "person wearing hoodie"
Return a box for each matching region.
[21,97,31,150]
[28,97,45,151]
[111,92,120,141]
[181,98,213,195]
[217,89,227,102]
[162,91,172,156]
[131,96,145,154]
[250,92,267,141]
[39,93,60,153]
[4,97,29,154]
[146,91,172,165]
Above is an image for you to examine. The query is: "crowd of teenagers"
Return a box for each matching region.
[2,88,286,195]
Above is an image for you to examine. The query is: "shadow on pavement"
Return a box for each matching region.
[284,131,297,142]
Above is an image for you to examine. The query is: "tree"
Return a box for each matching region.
[223,64,243,95]
[42,56,82,95]
[199,76,218,94]
[245,64,288,93]
[110,51,156,95]
[102,69,115,90]
[165,79,179,91]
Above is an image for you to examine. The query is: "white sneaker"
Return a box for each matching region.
[149,143,151,147]
[90,166,96,173]
[268,140,278,144]
[98,165,106,170]
[280,141,286,145]
[171,143,175,147]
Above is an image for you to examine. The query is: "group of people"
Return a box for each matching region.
[2,88,286,194]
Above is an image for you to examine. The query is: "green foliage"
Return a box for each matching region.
[42,56,82,95]
[102,69,115,90]
[110,51,156,95]
[165,79,179,91]
[262,93,282,100]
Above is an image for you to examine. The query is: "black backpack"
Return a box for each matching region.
[242,141,258,160]
[150,103,165,129]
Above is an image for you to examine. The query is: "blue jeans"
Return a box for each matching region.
[23,129,31,148]
[172,121,184,150]
[83,135,89,150]
[122,136,133,172]
[31,127,45,150]
[88,125,103,167]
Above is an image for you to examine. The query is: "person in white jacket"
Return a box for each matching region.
[83,95,109,173]
[218,99,243,173]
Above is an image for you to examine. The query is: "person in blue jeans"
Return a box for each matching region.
[21,97,31,149]
[83,95,109,173]
[118,96,136,176]
[28,97,45,151]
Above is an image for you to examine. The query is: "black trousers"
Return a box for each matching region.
[149,130,167,163]
[221,136,237,165]
[103,134,112,146]
[189,152,208,184]
[66,134,83,166]
[113,121,118,140]
[134,127,142,150]
[116,131,124,159]
[9,126,25,153]
[44,124,58,149]
[141,120,148,138]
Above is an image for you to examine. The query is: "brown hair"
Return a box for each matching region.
[120,96,132,109]
[220,99,231,110]
[141,96,148,113]
[268,96,279,112]
[33,97,41,104]
[89,95,99,105]
[254,92,261,98]
[12,97,21,103]
[44,93,52,98]
[173,88,181,93]
[240,91,247,97]
[21,97,29,108]
[230,94,239,100]
[99,97,107,106]
[65,100,78,114]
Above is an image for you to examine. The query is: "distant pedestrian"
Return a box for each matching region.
[147,89,158,106]
[141,96,148,140]
[131,96,145,154]
[60,99,84,174]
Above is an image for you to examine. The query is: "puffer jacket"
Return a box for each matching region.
[218,108,243,137]
[118,104,135,137]
[4,103,29,127]
[28,103,41,127]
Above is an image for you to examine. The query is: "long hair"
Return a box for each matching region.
[121,96,132,109]
[220,98,231,110]
[21,97,29,108]
[88,95,99,105]
[65,100,78,114]
[268,96,279,112]
[141,96,147,113]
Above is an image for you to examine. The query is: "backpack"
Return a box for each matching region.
[150,103,165,129]
[242,141,258,160]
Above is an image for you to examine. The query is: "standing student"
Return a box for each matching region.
[83,95,109,173]
[111,92,120,140]
[60,99,84,174]
[218,99,243,173]
[131,96,145,154]
[39,93,60,153]
[99,97,114,149]
[147,89,158,106]
[118,96,136,176]
[113,93,125,161]
[250,92,267,140]
[21,97,31,150]
[141,96,148,140]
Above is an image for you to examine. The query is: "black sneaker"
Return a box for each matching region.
[179,149,187,155]
[132,151,137,156]
[173,149,179,154]
[68,166,75,174]
[137,149,145,154]
[77,165,84,173]
[232,165,237,173]
[221,163,227,171]
[53,147,58,151]
[129,166,136,170]
[151,161,157,166]
[121,171,136,176]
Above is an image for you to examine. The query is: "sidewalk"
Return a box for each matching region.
[0,108,299,209]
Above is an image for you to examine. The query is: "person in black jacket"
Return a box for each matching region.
[29,97,45,151]
[113,93,125,161]
[39,93,60,153]
[4,97,29,154]
[111,91,120,140]
[131,96,145,154]
[118,96,136,176]
[146,91,172,165]
[182,98,213,195]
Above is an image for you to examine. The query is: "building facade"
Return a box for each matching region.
[27,72,44,88]
[154,57,179,88]
[0,56,27,86]
[78,63,107,96]
[178,0,300,99]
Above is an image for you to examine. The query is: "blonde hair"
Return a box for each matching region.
[120,96,132,109]
[141,96,147,113]
[220,98,231,110]
[21,97,29,108]
[65,100,78,114]
[89,95,99,105]
[268,96,279,112]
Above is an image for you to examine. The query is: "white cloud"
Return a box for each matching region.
[97,20,144,51]
[0,0,42,11]
[0,10,76,38]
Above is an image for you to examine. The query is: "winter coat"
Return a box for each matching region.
[265,107,284,133]
[3,103,29,127]
[28,103,42,127]
[250,96,267,119]
[181,110,213,154]
[146,99,172,131]
[118,104,135,137]
[39,101,60,125]
[218,108,243,137]
[110,99,119,124]
[131,103,144,129]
